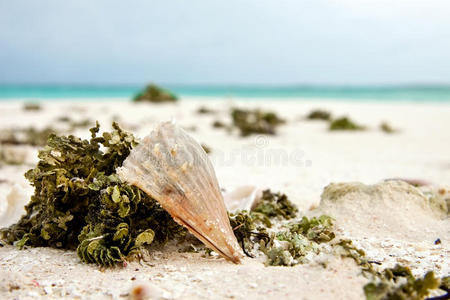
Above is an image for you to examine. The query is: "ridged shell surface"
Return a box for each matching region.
[117,121,243,263]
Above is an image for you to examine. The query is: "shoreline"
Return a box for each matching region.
[2,95,450,104]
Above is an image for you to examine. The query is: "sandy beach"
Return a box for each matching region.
[0,98,449,299]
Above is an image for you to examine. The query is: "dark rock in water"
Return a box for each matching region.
[133,84,177,103]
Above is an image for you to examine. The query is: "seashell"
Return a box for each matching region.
[117,121,243,263]
[0,184,31,228]
[223,186,262,213]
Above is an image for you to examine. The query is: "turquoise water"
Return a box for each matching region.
[1,85,450,102]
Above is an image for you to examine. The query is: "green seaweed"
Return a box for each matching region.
[0,127,58,147]
[286,215,335,243]
[329,117,365,131]
[266,230,318,266]
[441,276,450,290]
[335,239,376,275]
[56,116,93,130]
[0,122,186,266]
[197,106,216,114]
[133,84,177,103]
[201,143,211,154]
[212,120,226,128]
[229,190,336,267]
[333,239,446,299]
[23,103,41,111]
[380,122,395,134]
[262,215,336,266]
[231,108,285,136]
[253,190,298,220]
[0,146,28,166]
[229,210,270,257]
[364,265,442,300]
[307,109,331,121]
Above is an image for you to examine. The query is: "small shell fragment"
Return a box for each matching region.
[223,186,262,213]
[117,121,243,263]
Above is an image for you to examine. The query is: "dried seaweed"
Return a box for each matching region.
[286,215,335,243]
[363,265,442,300]
[0,146,28,166]
[229,190,336,266]
[262,215,336,266]
[380,122,396,134]
[197,106,216,114]
[56,116,93,130]
[253,190,298,220]
[333,240,446,299]
[0,127,58,147]
[334,239,376,275]
[0,122,186,266]
[307,109,331,121]
[212,120,226,128]
[133,84,177,103]
[231,108,285,136]
[201,144,211,154]
[229,211,270,257]
[23,103,41,111]
[329,117,365,131]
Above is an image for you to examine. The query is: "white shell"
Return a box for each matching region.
[117,121,243,263]
[223,186,262,213]
[0,184,30,228]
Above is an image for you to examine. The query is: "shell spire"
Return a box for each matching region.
[117,121,243,263]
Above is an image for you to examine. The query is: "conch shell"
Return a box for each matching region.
[117,121,243,263]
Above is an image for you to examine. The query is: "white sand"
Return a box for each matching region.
[0,98,449,299]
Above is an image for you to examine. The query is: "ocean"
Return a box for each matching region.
[1,85,450,102]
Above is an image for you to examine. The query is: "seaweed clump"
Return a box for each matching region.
[201,143,211,154]
[307,109,331,121]
[0,146,28,166]
[329,117,365,131]
[262,215,335,266]
[133,84,177,103]
[197,106,216,114]
[231,108,285,136]
[229,190,335,266]
[252,190,298,220]
[56,116,93,131]
[23,103,41,111]
[363,265,443,300]
[334,239,376,275]
[380,122,396,134]
[333,240,448,300]
[0,122,186,266]
[0,127,58,147]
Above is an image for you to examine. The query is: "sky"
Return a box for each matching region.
[0,0,450,86]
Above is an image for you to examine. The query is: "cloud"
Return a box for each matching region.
[0,0,449,84]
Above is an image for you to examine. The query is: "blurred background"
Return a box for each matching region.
[1,0,450,101]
